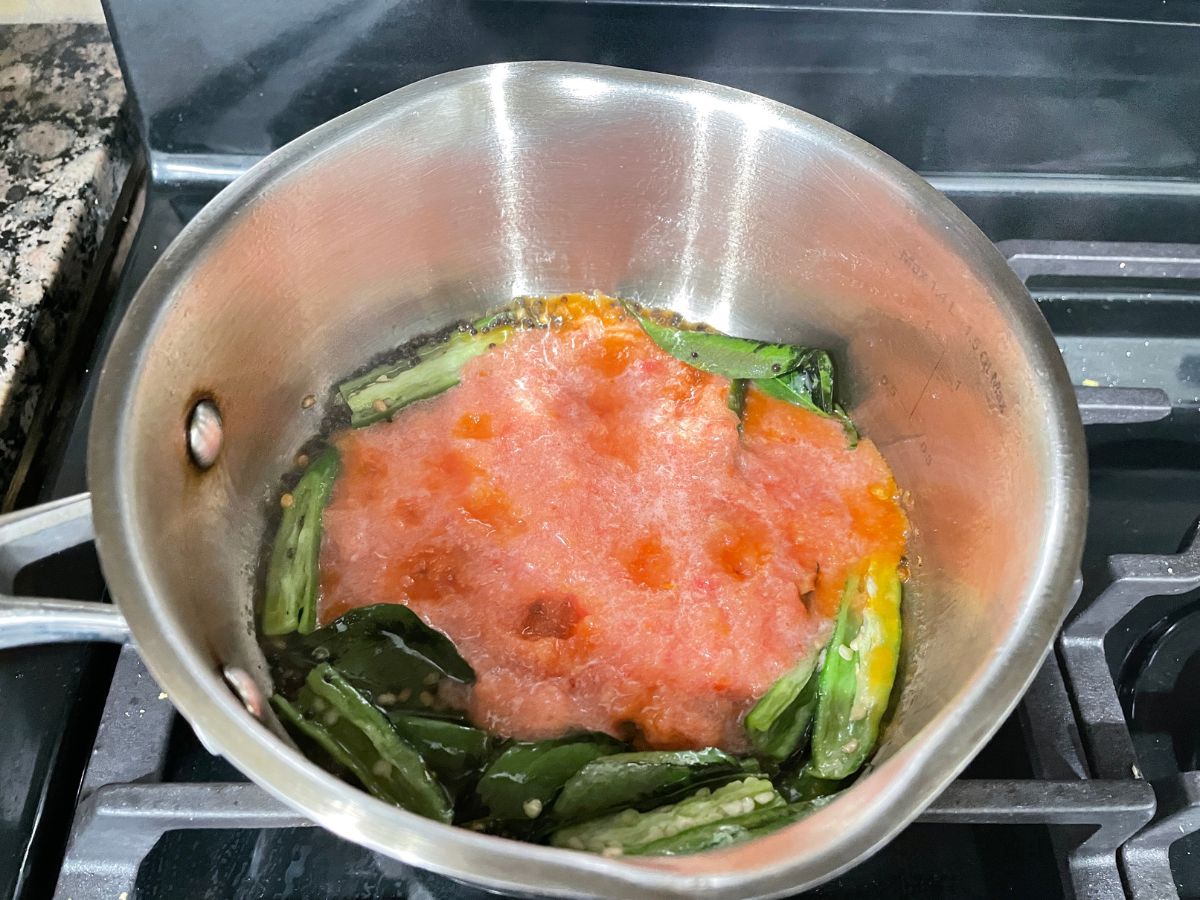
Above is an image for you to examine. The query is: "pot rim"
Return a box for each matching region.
[88,61,1087,898]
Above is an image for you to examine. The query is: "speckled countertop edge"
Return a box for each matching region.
[0,22,131,495]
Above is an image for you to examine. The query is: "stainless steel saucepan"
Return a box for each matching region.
[0,63,1085,898]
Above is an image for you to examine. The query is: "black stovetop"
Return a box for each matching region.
[3,3,1200,898]
[15,228,1198,900]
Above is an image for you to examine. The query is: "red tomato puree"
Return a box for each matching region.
[320,295,907,751]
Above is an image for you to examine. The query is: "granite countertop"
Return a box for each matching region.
[0,22,131,496]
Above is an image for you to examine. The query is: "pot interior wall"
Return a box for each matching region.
[110,65,1058,789]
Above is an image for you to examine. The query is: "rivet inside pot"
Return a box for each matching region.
[187,399,223,469]
[222,665,267,721]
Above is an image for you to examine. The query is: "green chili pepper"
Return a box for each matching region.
[550,776,782,855]
[339,321,513,427]
[809,558,903,780]
[272,664,452,822]
[632,794,836,856]
[551,748,744,825]
[262,449,339,636]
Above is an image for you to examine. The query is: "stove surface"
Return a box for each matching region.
[3,3,1200,898]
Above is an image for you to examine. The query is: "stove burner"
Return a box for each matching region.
[1127,597,1200,777]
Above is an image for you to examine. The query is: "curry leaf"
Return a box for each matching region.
[476,734,626,824]
[312,604,474,683]
[753,349,835,414]
[624,302,803,379]
[776,762,846,804]
[268,603,475,716]
[744,651,822,762]
[753,349,859,446]
[386,713,494,796]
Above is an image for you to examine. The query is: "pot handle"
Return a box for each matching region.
[0,493,130,649]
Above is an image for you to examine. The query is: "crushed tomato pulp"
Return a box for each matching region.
[319,295,907,751]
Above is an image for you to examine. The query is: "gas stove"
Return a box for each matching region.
[3,2,1200,898]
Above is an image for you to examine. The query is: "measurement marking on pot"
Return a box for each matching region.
[965,326,1007,414]
[879,432,934,467]
[899,247,1007,416]
[909,345,948,421]
[899,249,954,318]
